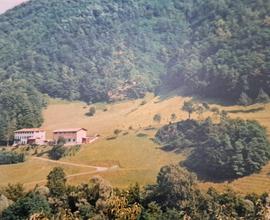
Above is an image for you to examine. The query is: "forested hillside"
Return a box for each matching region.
[164,0,270,104]
[0,80,45,144]
[0,0,269,104]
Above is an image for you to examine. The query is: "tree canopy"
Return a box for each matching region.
[0,80,45,143]
[46,167,67,198]
[1,193,51,220]
[1,165,269,219]
[156,118,270,180]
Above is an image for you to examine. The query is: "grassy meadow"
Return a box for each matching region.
[0,157,94,189]
[0,93,270,194]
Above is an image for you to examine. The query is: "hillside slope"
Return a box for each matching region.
[0,0,269,103]
[1,95,270,193]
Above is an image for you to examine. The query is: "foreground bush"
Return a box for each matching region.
[1,193,51,220]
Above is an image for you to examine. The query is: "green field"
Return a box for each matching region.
[0,94,270,194]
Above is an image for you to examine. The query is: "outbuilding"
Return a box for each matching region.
[53,128,89,145]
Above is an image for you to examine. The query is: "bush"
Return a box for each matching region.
[137,133,148,138]
[140,100,147,106]
[0,152,25,165]
[0,195,12,215]
[114,129,122,135]
[1,193,51,219]
[153,114,161,123]
[170,113,177,122]
[86,106,96,117]
[48,146,65,160]
[1,183,26,202]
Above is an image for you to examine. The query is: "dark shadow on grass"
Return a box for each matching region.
[160,144,185,155]
[227,106,265,114]
[137,133,148,138]
[36,149,51,157]
[106,136,117,140]
[179,161,252,184]
[155,86,252,107]
[161,144,177,152]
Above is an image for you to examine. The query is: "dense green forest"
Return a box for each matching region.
[155,118,270,180]
[0,166,269,219]
[0,80,45,144]
[0,0,269,104]
[164,0,270,104]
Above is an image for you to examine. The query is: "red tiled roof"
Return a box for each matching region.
[53,128,87,133]
[15,128,45,133]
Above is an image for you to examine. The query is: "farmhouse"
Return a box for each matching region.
[53,128,90,145]
[14,128,46,145]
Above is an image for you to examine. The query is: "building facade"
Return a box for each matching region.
[53,128,88,145]
[14,128,46,145]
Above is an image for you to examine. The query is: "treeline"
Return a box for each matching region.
[0,152,25,165]
[0,80,46,144]
[0,0,269,104]
[0,166,269,219]
[156,118,270,180]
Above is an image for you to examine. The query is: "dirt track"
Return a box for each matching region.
[24,157,119,186]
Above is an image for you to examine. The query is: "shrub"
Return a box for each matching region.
[1,193,51,219]
[153,114,161,123]
[137,133,148,138]
[48,146,65,160]
[140,100,147,106]
[0,152,25,165]
[0,195,12,215]
[86,106,96,117]
[1,183,26,202]
[114,129,122,135]
[170,113,177,122]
